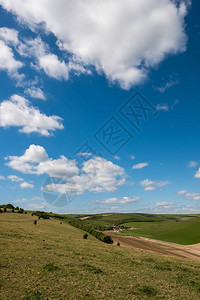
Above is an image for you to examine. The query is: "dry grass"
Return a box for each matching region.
[1,213,200,299]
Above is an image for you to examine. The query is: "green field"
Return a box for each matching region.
[77,213,200,245]
[1,213,200,299]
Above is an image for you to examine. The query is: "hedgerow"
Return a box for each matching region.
[68,219,113,244]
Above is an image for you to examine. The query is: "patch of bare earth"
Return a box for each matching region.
[79,216,90,221]
[105,233,200,260]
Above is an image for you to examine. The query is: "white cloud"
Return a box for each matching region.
[195,169,200,178]
[0,0,189,89]
[145,187,155,191]
[132,162,149,169]
[96,196,140,204]
[177,190,187,195]
[6,144,126,194]
[0,27,19,45]
[156,104,169,112]
[39,54,69,80]
[177,190,200,201]
[13,198,28,203]
[130,155,135,160]
[0,94,63,136]
[188,161,198,168]
[8,175,23,182]
[20,181,34,189]
[0,175,6,180]
[154,79,179,93]
[24,87,46,100]
[156,201,174,207]
[0,39,23,79]
[18,36,89,80]
[114,155,120,160]
[140,178,170,191]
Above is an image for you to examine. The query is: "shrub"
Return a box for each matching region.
[83,264,103,274]
[83,233,88,239]
[34,220,37,225]
[138,286,157,296]
[18,208,24,214]
[60,222,62,224]
[117,242,120,246]
[43,263,59,272]
[3,207,7,212]
[23,290,43,300]
[0,209,2,213]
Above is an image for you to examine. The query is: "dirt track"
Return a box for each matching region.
[107,233,200,260]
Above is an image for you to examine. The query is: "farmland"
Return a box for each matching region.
[1,213,200,299]
[77,213,200,245]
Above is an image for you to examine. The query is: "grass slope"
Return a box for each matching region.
[1,213,200,299]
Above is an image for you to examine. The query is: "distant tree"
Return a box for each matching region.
[34,220,37,225]
[17,208,24,214]
[0,209,2,213]
[4,207,7,212]
[6,204,14,209]
[15,206,19,210]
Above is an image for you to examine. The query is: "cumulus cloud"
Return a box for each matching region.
[177,190,200,201]
[0,0,189,89]
[0,39,23,79]
[0,27,19,45]
[96,196,140,204]
[20,181,34,189]
[195,169,200,178]
[6,144,126,194]
[140,178,170,191]
[0,94,64,136]
[8,175,23,182]
[39,54,69,80]
[132,162,149,169]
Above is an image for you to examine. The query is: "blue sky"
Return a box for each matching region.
[0,0,200,214]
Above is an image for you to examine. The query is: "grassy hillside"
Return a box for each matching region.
[78,213,200,245]
[1,213,200,299]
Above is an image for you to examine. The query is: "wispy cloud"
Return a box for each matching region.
[132,162,149,169]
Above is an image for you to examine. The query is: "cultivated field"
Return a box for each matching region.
[1,213,200,299]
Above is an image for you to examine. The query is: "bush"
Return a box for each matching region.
[117,242,120,246]
[4,207,7,212]
[0,209,2,213]
[18,208,24,214]
[83,233,88,239]
[34,220,37,225]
